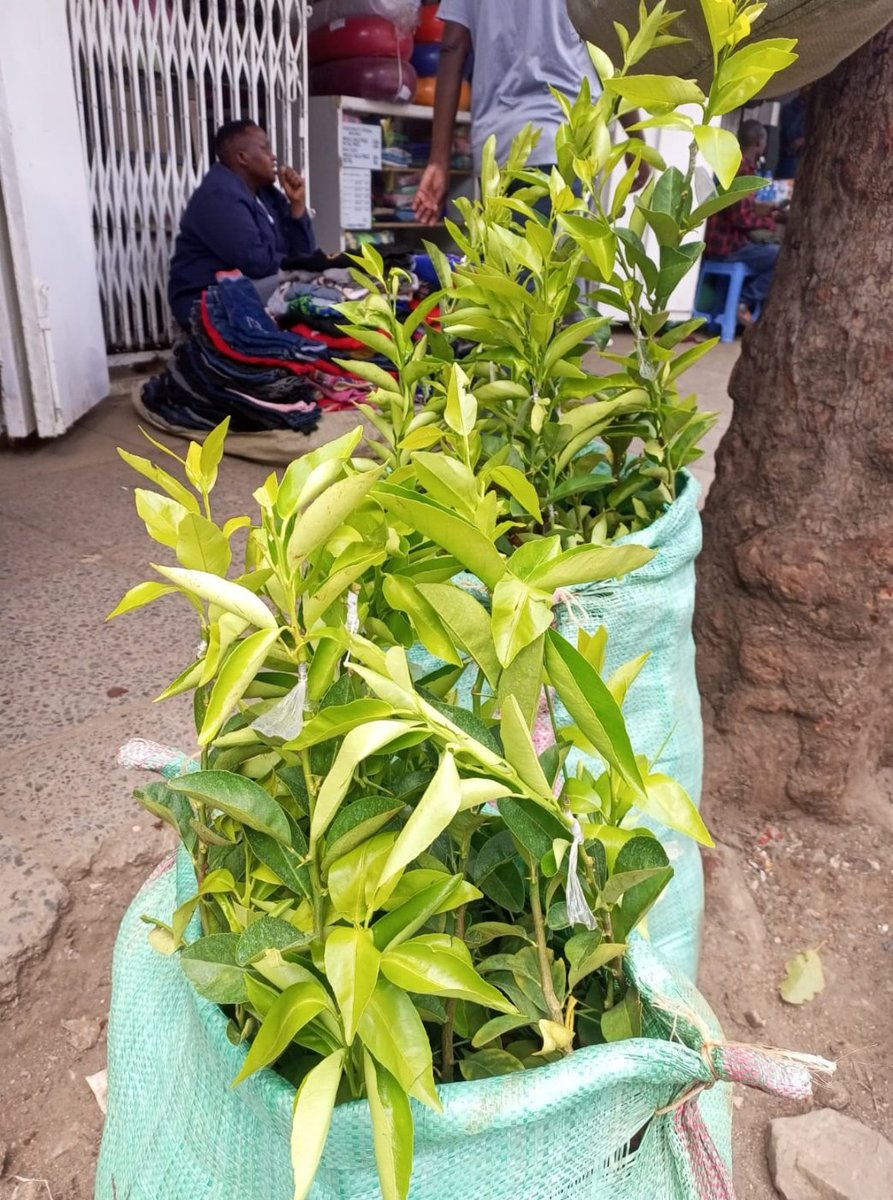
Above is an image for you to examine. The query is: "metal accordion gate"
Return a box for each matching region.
[66,0,308,352]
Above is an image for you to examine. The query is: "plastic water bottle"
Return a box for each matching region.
[756,170,776,202]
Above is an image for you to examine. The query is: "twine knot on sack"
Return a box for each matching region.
[117,738,200,778]
[648,992,835,1200]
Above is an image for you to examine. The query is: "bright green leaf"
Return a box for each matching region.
[358,977,441,1110]
[324,926,381,1042]
[152,564,276,628]
[380,752,462,885]
[693,124,741,189]
[544,631,645,796]
[198,627,281,745]
[233,981,329,1085]
[290,1051,346,1200]
[107,580,177,620]
[381,936,516,1013]
[363,1051,414,1200]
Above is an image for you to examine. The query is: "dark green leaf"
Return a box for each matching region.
[169,770,291,843]
[458,1048,525,1080]
[471,1014,533,1048]
[236,917,311,966]
[610,836,673,942]
[651,166,686,219]
[499,797,570,863]
[471,831,527,913]
[180,933,248,1003]
[244,825,311,898]
[463,922,532,951]
[133,781,197,851]
[322,796,405,870]
[565,932,626,989]
[422,695,501,754]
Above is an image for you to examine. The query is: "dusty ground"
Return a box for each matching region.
[1,345,891,1198]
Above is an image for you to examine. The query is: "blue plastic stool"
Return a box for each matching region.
[692,259,757,342]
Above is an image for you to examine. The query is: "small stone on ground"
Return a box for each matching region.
[768,1107,893,1200]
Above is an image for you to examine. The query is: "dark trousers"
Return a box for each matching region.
[726,242,780,309]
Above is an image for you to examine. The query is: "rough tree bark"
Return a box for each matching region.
[695,25,893,821]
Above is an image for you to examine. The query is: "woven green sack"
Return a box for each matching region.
[409,473,705,980]
[95,854,820,1200]
[551,472,705,981]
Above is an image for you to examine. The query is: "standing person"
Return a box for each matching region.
[168,120,315,328]
[705,119,787,327]
[413,1,610,224]
[777,91,807,179]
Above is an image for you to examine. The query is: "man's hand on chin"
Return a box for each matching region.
[278,166,307,218]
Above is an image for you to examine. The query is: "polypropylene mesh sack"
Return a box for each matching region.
[96,853,823,1199]
[552,472,705,980]
[95,853,742,1200]
[409,473,705,979]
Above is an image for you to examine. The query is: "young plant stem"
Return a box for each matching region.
[471,668,486,719]
[544,685,571,786]
[300,747,326,939]
[528,863,565,1028]
[440,904,466,1082]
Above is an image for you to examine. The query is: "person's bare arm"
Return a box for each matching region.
[413,21,471,225]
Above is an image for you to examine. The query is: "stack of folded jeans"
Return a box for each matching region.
[144,251,442,435]
[143,276,328,433]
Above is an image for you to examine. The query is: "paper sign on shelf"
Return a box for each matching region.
[342,123,382,171]
[341,167,372,229]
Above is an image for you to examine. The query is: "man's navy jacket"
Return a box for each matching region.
[168,163,315,325]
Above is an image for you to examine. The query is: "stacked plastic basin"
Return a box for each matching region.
[411,3,471,110]
[309,8,418,102]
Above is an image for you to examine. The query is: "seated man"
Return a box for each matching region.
[168,119,315,328]
[705,119,787,326]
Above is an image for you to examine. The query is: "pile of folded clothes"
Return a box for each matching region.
[142,249,440,436]
[269,250,419,386]
[143,276,330,433]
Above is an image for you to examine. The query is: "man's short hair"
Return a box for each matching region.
[739,119,766,149]
[214,119,259,163]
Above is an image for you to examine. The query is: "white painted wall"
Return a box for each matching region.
[0,0,108,438]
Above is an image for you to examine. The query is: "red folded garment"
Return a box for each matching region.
[290,323,369,351]
[200,293,343,378]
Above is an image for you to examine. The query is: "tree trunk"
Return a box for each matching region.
[695,25,893,821]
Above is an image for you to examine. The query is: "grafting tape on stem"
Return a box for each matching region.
[565,816,598,931]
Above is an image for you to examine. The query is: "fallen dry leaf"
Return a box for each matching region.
[779,948,825,1005]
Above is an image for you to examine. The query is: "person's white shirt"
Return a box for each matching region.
[439,0,602,171]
